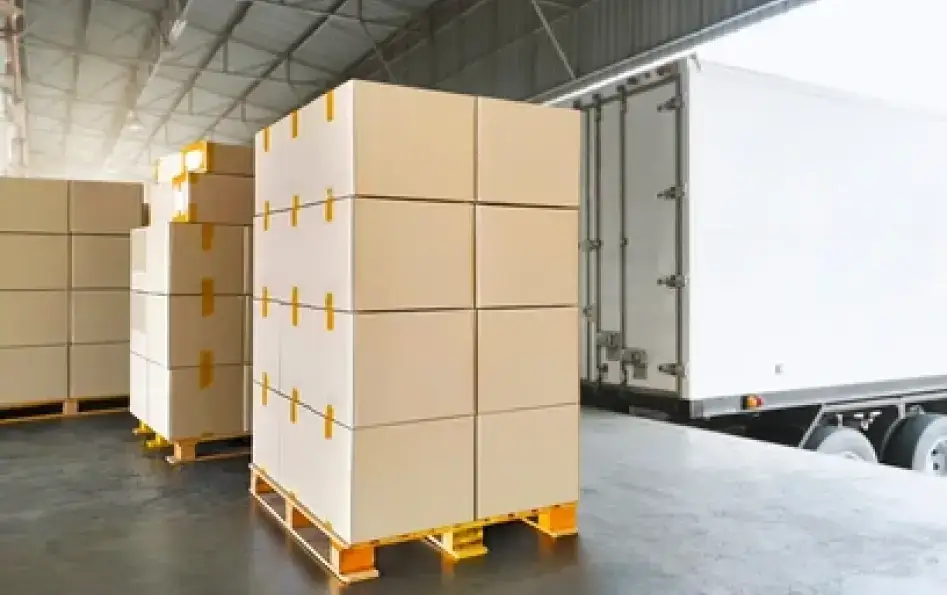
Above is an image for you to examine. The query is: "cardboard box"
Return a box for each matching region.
[283,409,474,544]
[258,80,475,212]
[181,141,254,178]
[476,404,580,518]
[130,291,147,357]
[144,294,246,368]
[252,298,280,390]
[0,235,68,290]
[281,198,474,310]
[0,177,68,233]
[171,173,254,225]
[252,381,284,485]
[71,289,130,344]
[145,180,176,226]
[281,309,475,427]
[242,364,253,433]
[475,205,578,308]
[477,98,580,208]
[130,351,148,421]
[157,142,254,183]
[0,290,68,347]
[0,345,68,406]
[477,307,579,413]
[71,235,131,289]
[130,223,248,295]
[145,360,246,440]
[69,180,144,233]
[69,342,129,398]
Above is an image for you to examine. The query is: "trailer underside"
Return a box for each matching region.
[4,411,947,594]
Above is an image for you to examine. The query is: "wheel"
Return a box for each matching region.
[883,413,947,475]
[864,412,901,461]
[802,425,878,463]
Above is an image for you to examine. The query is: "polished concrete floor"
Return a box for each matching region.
[3,410,947,595]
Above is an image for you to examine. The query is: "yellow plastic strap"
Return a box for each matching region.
[324,404,334,439]
[324,292,334,331]
[201,223,214,251]
[261,373,269,406]
[263,200,270,231]
[199,351,214,389]
[203,141,214,173]
[188,202,198,222]
[325,90,335,122]
[182,140,210,173]
[201,278,215,317]
[291,286,300,327]
[261,287,269,318]
[263,127,271,153]
[290,388,299,424]
[324,188,334,222]
[291,111,299,139]
[291,195,300,227]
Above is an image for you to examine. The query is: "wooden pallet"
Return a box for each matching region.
[0,396,129,426]
[249,464,578,584]
[133,421,251,465]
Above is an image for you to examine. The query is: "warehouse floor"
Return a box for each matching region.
[2,410,947,595]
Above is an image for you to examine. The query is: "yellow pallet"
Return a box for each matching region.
[133,421,251,465]
[0,396,128,426]
[249,464,578,584]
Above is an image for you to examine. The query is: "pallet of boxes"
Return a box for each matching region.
[129,141,255,464]
[249,81,580,582]
[0,177,142,424]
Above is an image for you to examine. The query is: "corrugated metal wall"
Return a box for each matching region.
[350,0,815,103]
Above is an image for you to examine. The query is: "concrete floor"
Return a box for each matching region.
[3,410,947,595]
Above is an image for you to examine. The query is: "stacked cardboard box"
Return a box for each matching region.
[254,81,476,544]
[0,178,71,408]
[69,181,144,400]
[0,177,143,409]
[473,98,581,518]
[130,142,254,441]
[253,82,580,545]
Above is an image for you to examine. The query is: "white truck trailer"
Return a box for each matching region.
[577,55,947,474]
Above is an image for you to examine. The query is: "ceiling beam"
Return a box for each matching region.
[105,0,254,169]
[61,0,93,155]
[95,6,164,171]
[188,0,346,149]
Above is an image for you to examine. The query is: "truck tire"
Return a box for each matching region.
[802,425,878,463]
[883,413,947,475]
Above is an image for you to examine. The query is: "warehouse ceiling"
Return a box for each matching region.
[15,0,810,181]
[20,0,449,180]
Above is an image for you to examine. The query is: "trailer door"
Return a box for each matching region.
[580,64,688,397]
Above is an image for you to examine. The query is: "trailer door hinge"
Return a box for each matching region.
[582,304,597,322]
[657,95,684,112]
[658,363,686,378]
[658,274,687,289]
[657,185,685,201]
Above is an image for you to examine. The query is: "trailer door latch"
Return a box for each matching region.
[657,185,685,200]
[657,95,684,112]
[658,274,687,289]
[658,363,686,378]
[621,347,648,380]
[580,239,602,252]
